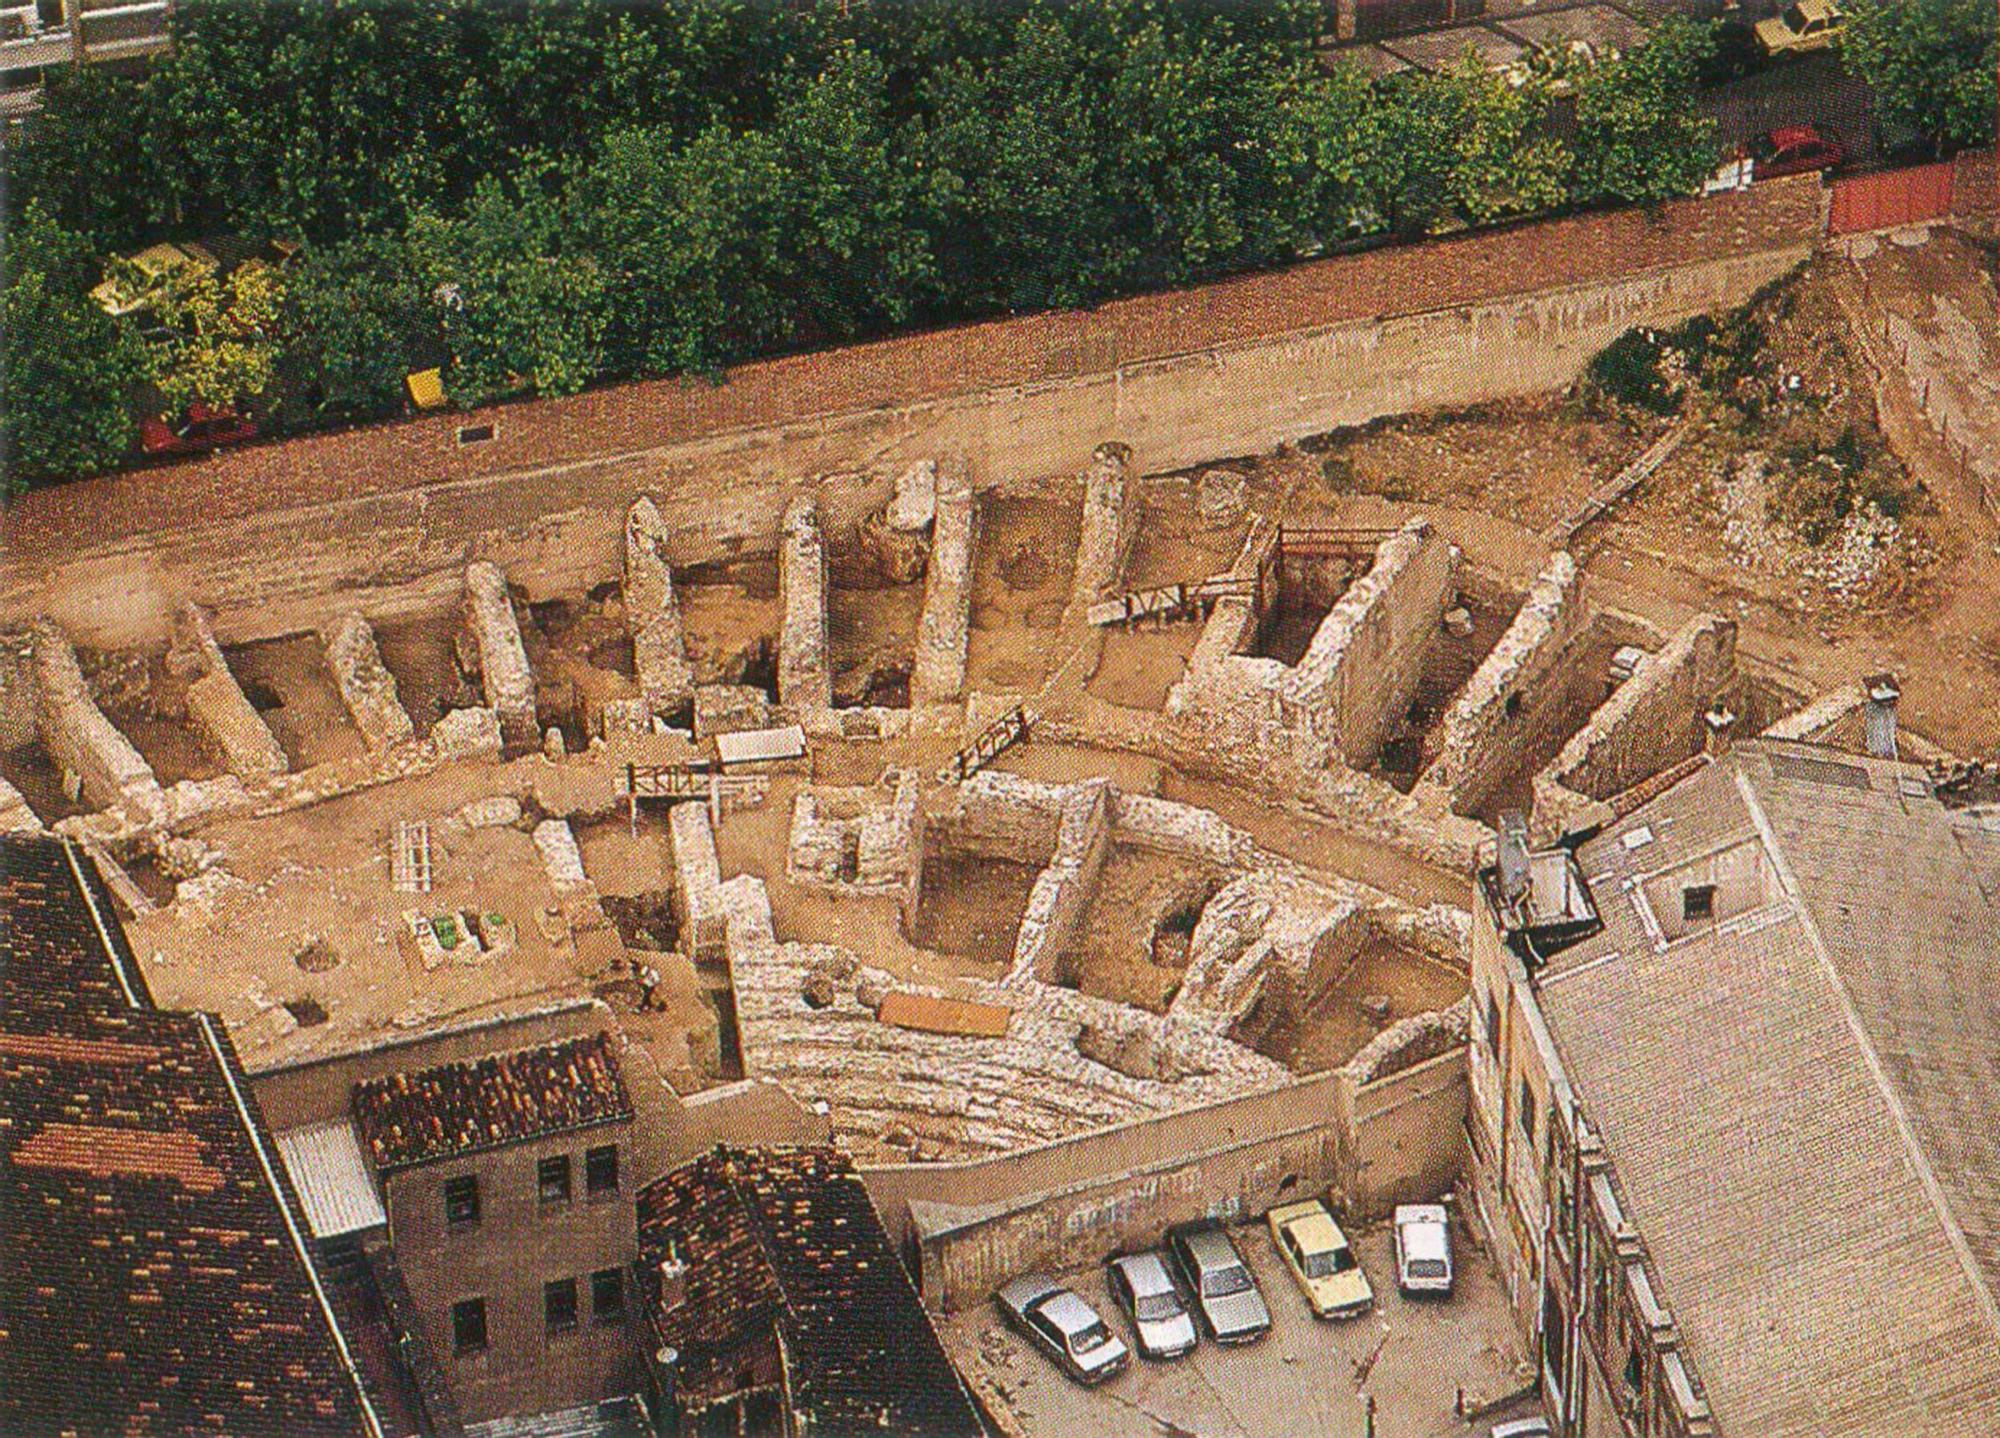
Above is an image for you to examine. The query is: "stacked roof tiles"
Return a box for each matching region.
[351,1032,633,1172]
[636,1146,987,1438]
[0,834,378,1436]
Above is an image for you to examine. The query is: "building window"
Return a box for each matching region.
[545,1278,578,1334]
[452,1297,488,1354]
[538,1154,572,1205]
[592,1267,625,1322]
[586,1143,619,1196]
[456,422,495,445]
[444,1174,480,1227]
[1682,884,1716,922]
[1518,1076,1538,1145]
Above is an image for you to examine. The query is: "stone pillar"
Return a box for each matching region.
[461,561,538,754]
[30,621,164,818]
[1069,442,1139,616]
[324,611,416,752]
[168,602,289,780]
[911,460,975,708]
[777,495,833,714]
[624,497,695,719]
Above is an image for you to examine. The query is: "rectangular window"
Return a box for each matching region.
[452,1297,488,1354]
[545,1278,577,1334]
[586,1144,619,1196]
[592,1267,624,1321]
[1682,884,1716,922]
[538,1154,572,1205]
[1518,1076,1538,1145]
[444,1174,479,1227]
[456,422,495,445]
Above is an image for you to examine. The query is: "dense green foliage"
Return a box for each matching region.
[3,0,1739,491]
[1840,0,1998,155]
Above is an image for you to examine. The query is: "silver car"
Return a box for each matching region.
[1167,1222,1272,1344]
[1105,1251,1198,1360]
[1393,1203,1455,1296]
[995,1273,1131,1385]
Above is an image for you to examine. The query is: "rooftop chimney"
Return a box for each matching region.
[1864,674,1899,760]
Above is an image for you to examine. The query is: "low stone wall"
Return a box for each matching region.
[1413,551,1589,817]
[624,497,695,717]
[1279,518,1459,768]
[461,561,537,754]
[670,800,727,962]
[31,622,163,818]
[777,495,833,715]
[911,464,975,708]
[1006,780,1114,986]
[168,602,289,780]
[324,611,417,752]
[937,769,1067,862]
[1533,613,1736,840]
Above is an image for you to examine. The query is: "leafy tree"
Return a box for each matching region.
[1840,0,1998,155]
[3,66,171,252]
[1,206,148,494]
[573,123,788,377]
[1267,56,1397,247]
[279,234,435,424]
[1567,18,1721,205]
[406,178,610,405]
[148,259,286,416]
[1376,56,1570,233]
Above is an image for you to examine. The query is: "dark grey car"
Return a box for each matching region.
[1167,1222,1272,1344]
[1105,1251,1198,1360]
[995,1273,1131,1384]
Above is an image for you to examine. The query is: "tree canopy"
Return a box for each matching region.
[1,0,1755,494]
[1840,0,1998,156]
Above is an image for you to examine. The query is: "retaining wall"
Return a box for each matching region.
[0,180,1821,651]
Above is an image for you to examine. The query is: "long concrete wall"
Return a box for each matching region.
[0,181,1820,651]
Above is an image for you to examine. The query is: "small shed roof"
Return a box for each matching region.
[275,1119,387,1238]
[876,991,1013,1039]
[716,724,807,767]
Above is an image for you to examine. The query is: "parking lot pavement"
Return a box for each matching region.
[943,1221,1538,1438]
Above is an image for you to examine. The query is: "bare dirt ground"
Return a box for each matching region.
[374,612,474,737]
[1261,939,1469,1075]
[679,558,782,695]
[966,481,1081,695]
[223,633,368,769]
[1070,848,1224,1012]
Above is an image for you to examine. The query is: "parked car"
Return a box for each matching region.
[1755,0,1843,58]
[1104,1252,1198,1360]
[1266,1199,1373,1319]
[139,403,260,457]
[994,1274,1130,1385]
[1747,125,1847,180]
[1392,1204,1455,1296]
[1490,1419,1554,1438]
[1166,1222,1272,1344]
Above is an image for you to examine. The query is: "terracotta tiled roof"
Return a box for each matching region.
[0,834,376,1437]
[637,1146,987,1438]
[350,1031,633,1172]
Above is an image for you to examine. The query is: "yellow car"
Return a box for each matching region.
[1267,1199,1373,1319]
[1755,0,1844,58]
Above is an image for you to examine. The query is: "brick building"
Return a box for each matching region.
[634,1146,988,1438]
[350,1031,647,1426]
[1466,734,2000,1436]
[0,833,414,1435]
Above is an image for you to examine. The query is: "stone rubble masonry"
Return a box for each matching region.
[671,800,728,963]
[168,602,289,781]
[1412,551,1587,816]
[1761,680,1871,743]
[910,461,976,708]
[721,870,1292,1161]
[940,770,1067,864]
[0,774,43,832]
[461,561,538,754]
[623,498,695,717]
[1533,612,1738,841]
[1005,779,1114,988]
[787,772,923,907]
[860,459,939,585]
[1278,518,1459,769]
[31,621,165,820]
[777,495,834,715]
[531,818,591,892]
[1067,442,1139,621]
[1173,871,1366,1032]
[323,611,417,753]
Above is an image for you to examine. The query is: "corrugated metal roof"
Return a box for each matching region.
[716,724,807,766]
[276,1119,387,1238]
[876,991,1012,1039]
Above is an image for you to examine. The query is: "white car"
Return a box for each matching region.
[1392,1203,1454,1296]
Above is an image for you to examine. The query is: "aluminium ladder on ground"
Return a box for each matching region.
[391,819,432,893]
[938,705,1036,785]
